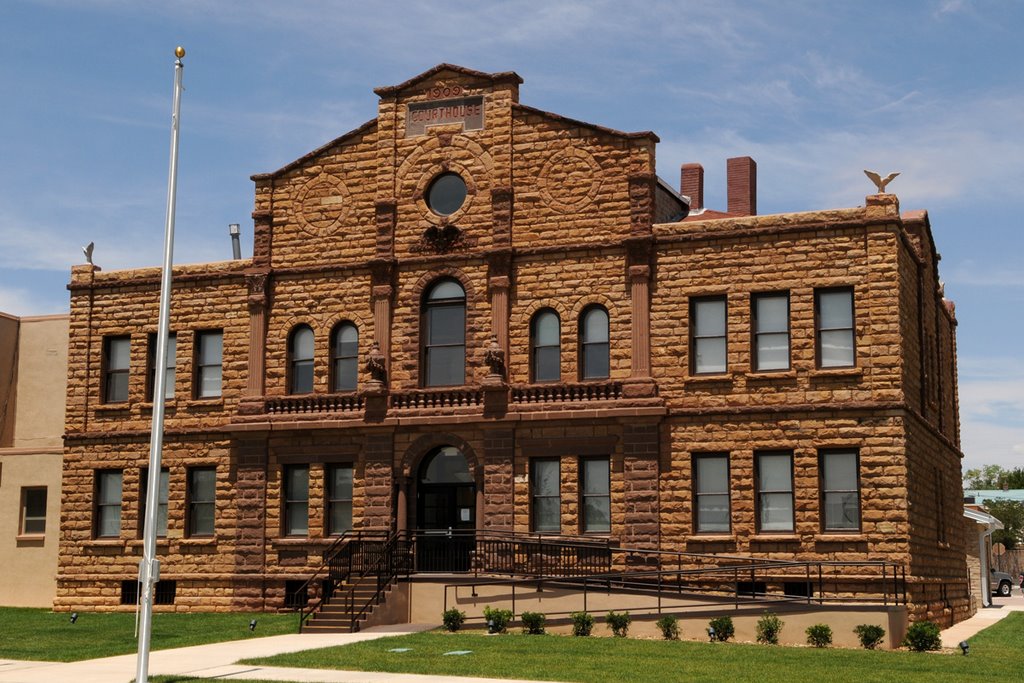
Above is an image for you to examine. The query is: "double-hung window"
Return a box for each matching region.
[580,306,609,380]
[756,452,793,532]
[331,323,358,392]
[103,336,130,403]
[423,280,466,387]
[195,330,223,398]
[820,450,860,531]
[815,288,855,367]
[531,309,560,382]
[694,454,730,533]
[327,464,353,535]
[283,465,309,536]
[188,467,216,537]
[139,468,169,537]
[531,459,560,532]
[146,333,176,401]
[752,293,790,371]
[691,296,727,374]
[288,325,315,394]
[581,457,611,533]
[95,470,123,538]
[20,488,47,536]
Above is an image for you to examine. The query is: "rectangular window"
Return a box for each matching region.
[820,450,860,531]
[752,293,790,371]
[327,464,353,535]
[691,297,727,374]
[103,336,131,403]
[531,459,560,532]
[139,468,169,537]
[146,333,177,401]
[187,467,216,537]
[693,454,730,533]
[935,467,947,544]
[581,457,611,533]
[756,452,793,533]
[20,487,47,535]
[95,470,123,538]
[816,288,855,367]
[283,465,309,536]
[195,330,223,398]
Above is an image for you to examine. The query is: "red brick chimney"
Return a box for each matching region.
[680,163,704,211]
[727,156,757,216]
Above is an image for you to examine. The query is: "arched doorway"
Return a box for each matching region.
[416,446,475,571]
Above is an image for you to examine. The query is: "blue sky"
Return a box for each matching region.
[1,1,1021,471]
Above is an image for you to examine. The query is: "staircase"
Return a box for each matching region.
[301,576,393,633]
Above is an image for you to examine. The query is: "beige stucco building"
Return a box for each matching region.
[0,312,68,607]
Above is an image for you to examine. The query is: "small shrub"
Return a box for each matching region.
[755,611,784,645]
[655,615,680,640]
[902,621,941,652]
[520,611,546,635]
[854,624,886,649]
[708,616,735,642]
[482,606,513,634]
[441,608,466,632]
[571,611,595,637]
[605,610,631,638]
[805,623,832,648]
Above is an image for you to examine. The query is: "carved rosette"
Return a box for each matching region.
[294,173,351,237]
[540,146,603,213]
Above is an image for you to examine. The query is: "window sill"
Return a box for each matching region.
[177,537,217,547]
[16,533,46,542]
[82,538,126,548]
[809,367,862,379]
[272,537,332,547]
[126,539,170,547]
[140,401,178,411]
[685,534,735,542]
[814,533,867,542]
[750,534,800,542]
[95,403,131,414]
[683,374,735,385]
[746,370,796,380]
[186,398,224,409]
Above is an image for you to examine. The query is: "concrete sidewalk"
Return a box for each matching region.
[940,592,1024,648]
[0,623,544,683]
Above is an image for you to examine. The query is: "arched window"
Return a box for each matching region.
[531,309,560,382]
[580,305,609,380]
[330,322,358,392]
[422,279,466,387]
[288,325,314,394]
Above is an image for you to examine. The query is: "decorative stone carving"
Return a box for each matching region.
[294,173,351,237]
[365,342,388,383]
[540,146,602,213]
[484,337,506,379]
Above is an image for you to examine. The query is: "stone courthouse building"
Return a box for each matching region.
[56,64,969,625]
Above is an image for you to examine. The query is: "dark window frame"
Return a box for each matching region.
[579,305,610,381]
[530,308,561,383]
[692,453,731,534]
[287,324,315,395]
[421,278,466,388]
[102,335,131,403]
[814,287,856,368]
[19,487,47,536]
[580,456,611,534]
[187,467,216,538]
[94,470,123,539]
[326,463,354,536]
[754,451,795,534]
[283,464,310,537]
[330,321,359,393]
[193,329,223,399]
[690,296,728,375]
[145,332,177,402]
[818,450,861,533]
[530,458,561,533]
[138,467,169,538]
[751,292,791,372]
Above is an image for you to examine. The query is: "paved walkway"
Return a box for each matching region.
[940,592,1024,648]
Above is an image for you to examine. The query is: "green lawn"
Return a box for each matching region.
[0,608,296,662]
[233,613,1024,683]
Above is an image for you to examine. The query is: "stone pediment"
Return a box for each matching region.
[373,63,522,98]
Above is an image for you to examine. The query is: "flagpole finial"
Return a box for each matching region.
[175,46,186,59]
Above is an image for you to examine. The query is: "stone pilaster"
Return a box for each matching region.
[482,428,515,530]
[232,435,268,609]
[621,422,660,555]
[362,430,394,531]
[240,269,270,412]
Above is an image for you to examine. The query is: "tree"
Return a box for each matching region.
[983,499,1024,550]
[964,465,1024,490]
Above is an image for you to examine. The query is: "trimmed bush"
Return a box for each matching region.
[655,615,680,640]
[854,624,886,650]
[571,611,595,637]
[805,623,832,648]
[482,606,513,634]
[902,621,941,652]
[708,616,735,642]
[605,611,631,638]
[441,608,466,633]
[520,611,546,635]
[756,611,784,645]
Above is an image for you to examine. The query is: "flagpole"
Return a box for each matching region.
[136,45,185,683]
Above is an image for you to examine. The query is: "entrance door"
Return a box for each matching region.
[416,446,475,571]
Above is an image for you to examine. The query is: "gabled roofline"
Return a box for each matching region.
[251,118,378,181]
[512,103,659,142]
[374,63,523,97]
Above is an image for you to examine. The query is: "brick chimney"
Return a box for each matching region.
[680,163,704,211]
[727,156,757,216]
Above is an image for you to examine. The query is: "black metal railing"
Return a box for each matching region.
[297,529,391,631]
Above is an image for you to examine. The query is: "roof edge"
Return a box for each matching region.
[251,118,378,181]
[513,103,659,142]
[374,63,523,97]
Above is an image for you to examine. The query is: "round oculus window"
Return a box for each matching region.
[426,172,467,216]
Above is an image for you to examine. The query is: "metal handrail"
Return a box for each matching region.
[297,529,390,631]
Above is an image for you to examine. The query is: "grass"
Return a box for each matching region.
[233,613,1024,683]
[0,607,296,662]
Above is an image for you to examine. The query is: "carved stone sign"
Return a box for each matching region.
[406,96,484,137]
